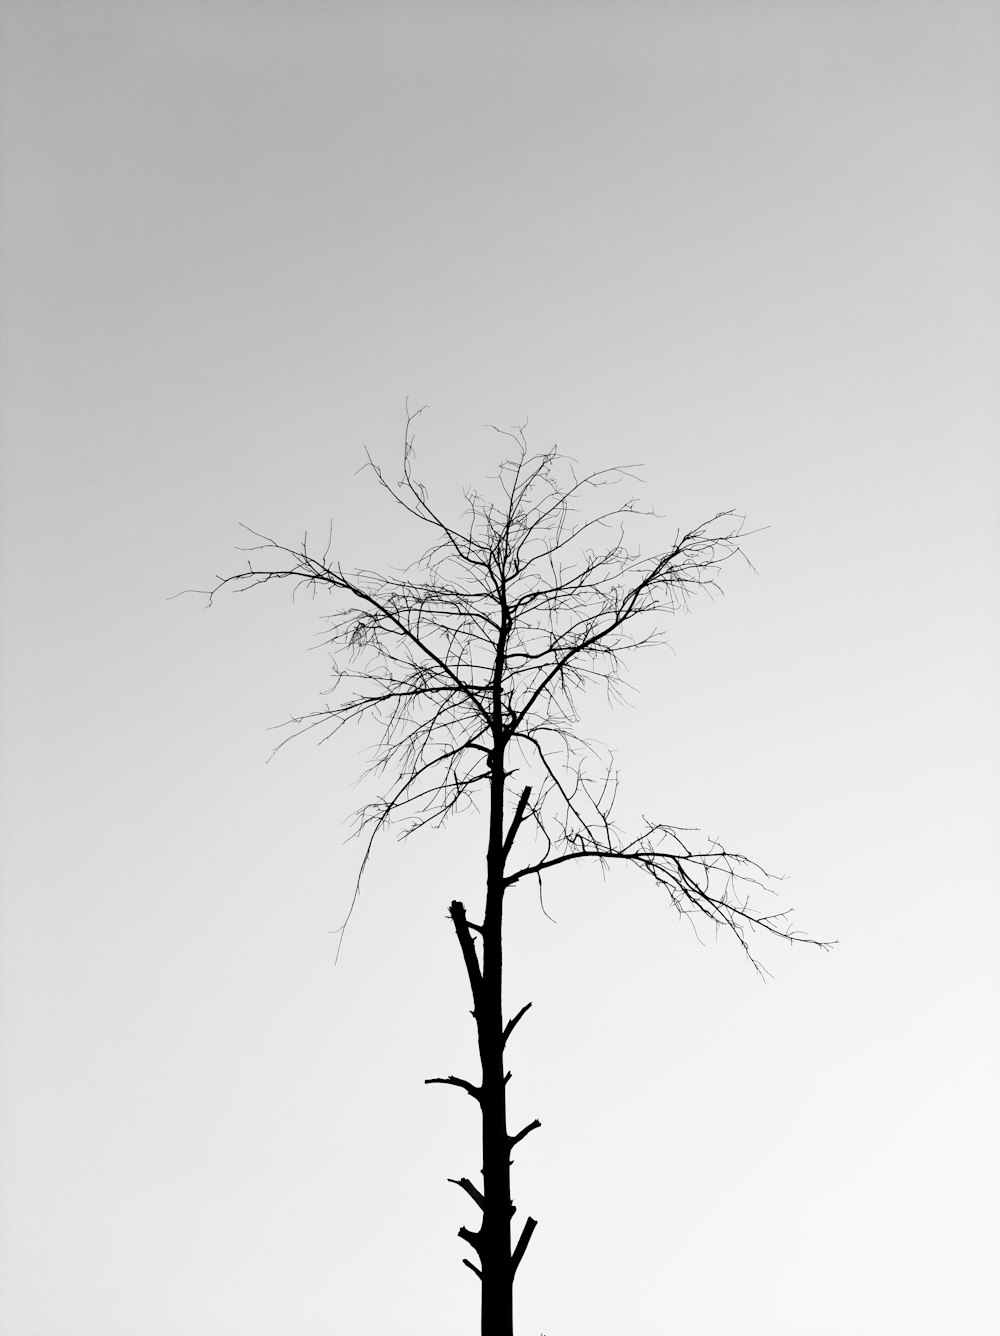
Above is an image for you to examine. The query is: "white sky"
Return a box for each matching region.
[1,2,997,1334]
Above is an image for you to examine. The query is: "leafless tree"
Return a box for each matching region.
[203,407,830,1336]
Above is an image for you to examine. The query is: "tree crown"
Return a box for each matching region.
[205,408,831,971]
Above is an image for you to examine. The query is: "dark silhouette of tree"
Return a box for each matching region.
[204,407,830,1336]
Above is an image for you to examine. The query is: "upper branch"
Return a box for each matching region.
[506,516,745,737]
[504,822,834,973]
[208,531,493,730]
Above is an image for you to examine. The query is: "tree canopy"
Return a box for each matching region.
[207,409,829,973]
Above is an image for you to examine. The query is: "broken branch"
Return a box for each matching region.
[501,785,533,861]
[449,899,483,996]
[425,1075,482,1102]
[502,1001,532,1047]
[511,1216,538,1276]
[458,1224,484,1255]
[509,1118,541,1151]
[447,1176,486,1211]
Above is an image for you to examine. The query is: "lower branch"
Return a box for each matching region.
[511,1216,538,1277]
[502,1001,532,1047]
[448,1176,486,1211]
[449,899,483,996]
[425,1075,482,1102]
[509,1118,541,1152]
[458,1224,484,1256]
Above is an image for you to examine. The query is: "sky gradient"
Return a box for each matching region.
[1,3,998,1334]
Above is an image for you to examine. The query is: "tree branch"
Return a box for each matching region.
[509,1119,541,1151]
[504,831,834,973]
[501,784,533,862]
[210,531,494,728]
[502,1001,532,1047]
[511,1216,538,1277]
[458,1224,484,1256]
[447,1176,486,1211]
[425,1075,482,1102]
[449,899,483,998]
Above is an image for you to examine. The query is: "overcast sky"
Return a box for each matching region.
[1,3,998,1334]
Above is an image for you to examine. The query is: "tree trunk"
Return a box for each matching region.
[478,878,514,1336]
[440,890,537,1336]
[430,723,537,1335]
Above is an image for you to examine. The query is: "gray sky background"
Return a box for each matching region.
[1,3,997,1334]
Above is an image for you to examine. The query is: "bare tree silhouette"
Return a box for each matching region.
[204,407,830,1336]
